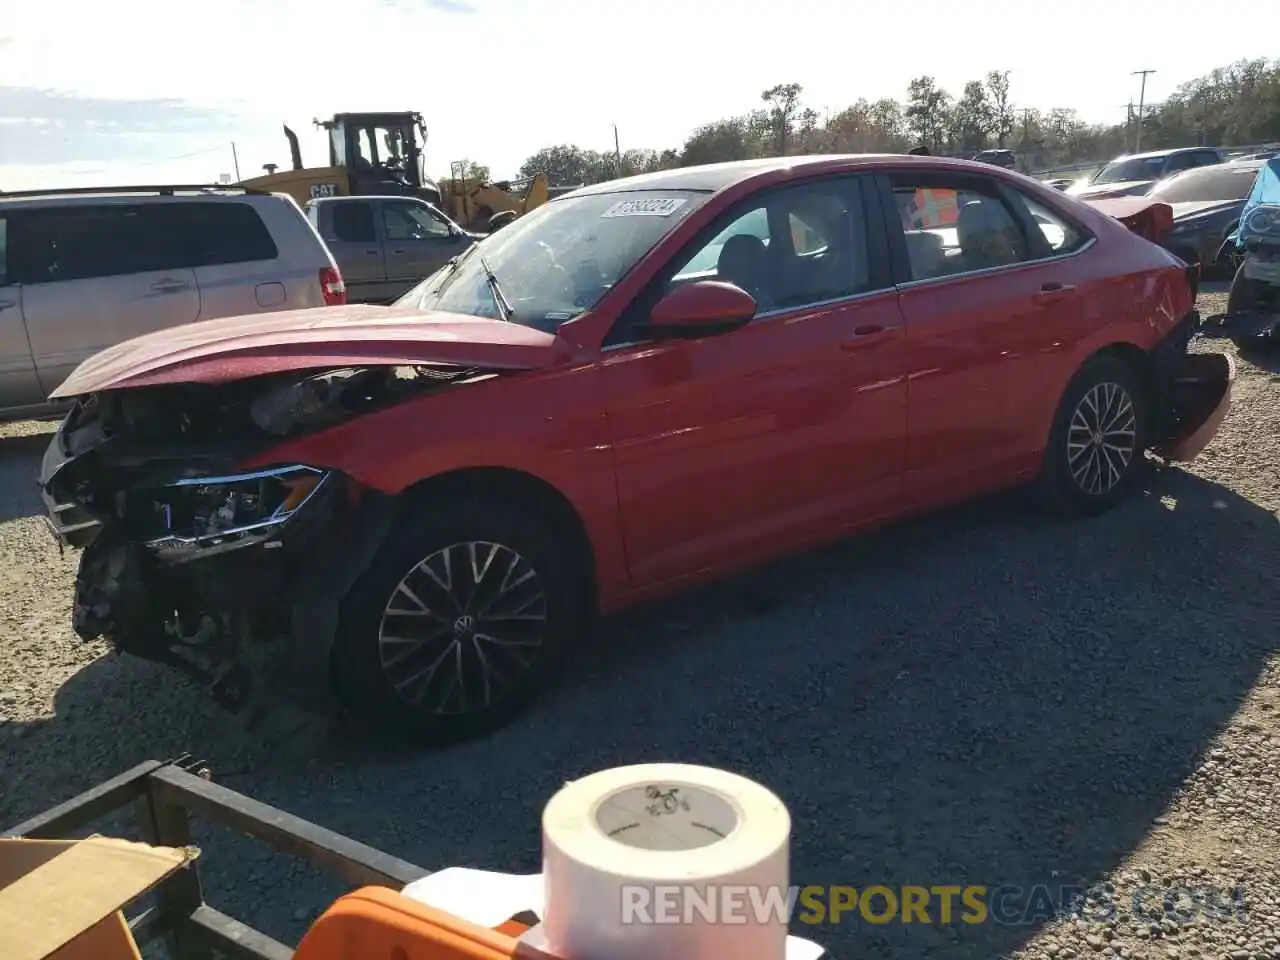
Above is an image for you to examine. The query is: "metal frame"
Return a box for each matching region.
[3,758,429,960]
[0,184,270,199]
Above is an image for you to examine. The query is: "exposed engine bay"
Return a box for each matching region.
[40,362,492,714]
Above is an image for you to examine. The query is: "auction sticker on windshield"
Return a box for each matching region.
[601,198,688,218]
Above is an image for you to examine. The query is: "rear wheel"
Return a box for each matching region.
[331,499,586,744]
[1033,356,1149,517]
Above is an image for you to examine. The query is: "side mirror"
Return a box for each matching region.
[639,280,757,340]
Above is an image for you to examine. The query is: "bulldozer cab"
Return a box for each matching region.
[321,112,440,204]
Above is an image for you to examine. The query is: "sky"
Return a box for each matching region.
[0,1,1265,191]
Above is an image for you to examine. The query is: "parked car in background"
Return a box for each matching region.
[972,149,1017,169]
[306,195,479,304]
[1148,160,1264,277]
[1067,147,1224,201]
[40,155,1231,745]
[0,185,343,421]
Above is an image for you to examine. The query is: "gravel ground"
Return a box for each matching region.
[1,286,1277,960]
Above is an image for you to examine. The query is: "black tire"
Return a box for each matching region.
[330,498,587,745]
[1032,355,1150,518]
[1227,261,1263,315]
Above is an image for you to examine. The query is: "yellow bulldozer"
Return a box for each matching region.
[238,111,549,232]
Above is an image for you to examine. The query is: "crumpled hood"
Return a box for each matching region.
[50,303,570,398]
[1167,199,1241,223]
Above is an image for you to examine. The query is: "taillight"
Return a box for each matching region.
[320,266,347,306]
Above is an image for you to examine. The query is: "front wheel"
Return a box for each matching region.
[331,499,586,744]
[1033,356,1149,517]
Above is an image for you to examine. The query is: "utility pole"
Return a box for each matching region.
[230,142,241,181]
[613,125,622,175]
[1132,70,1155,152]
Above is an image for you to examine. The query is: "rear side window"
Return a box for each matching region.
[7,204,186,285]
[1017,195,1090,255]
[0,217,7,286]
[163,202,278,266]
[331,203,376,243]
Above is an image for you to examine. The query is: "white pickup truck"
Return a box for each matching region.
[305,195,480,304]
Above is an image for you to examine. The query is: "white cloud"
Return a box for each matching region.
[0,0,1272,189]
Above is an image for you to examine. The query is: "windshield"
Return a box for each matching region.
[1093,156,1165,185]
[1150,164,1262,203]
[396,190,707,331]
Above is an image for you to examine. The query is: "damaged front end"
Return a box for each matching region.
[40,363,482,712]
[1147,310,1236,463]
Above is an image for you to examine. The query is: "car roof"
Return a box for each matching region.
[557,153,1016,199]
[0,185,269,208]
[1110,146,1219,162]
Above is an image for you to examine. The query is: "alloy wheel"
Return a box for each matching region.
[377,541,548,714]
[1066,381,1137,496]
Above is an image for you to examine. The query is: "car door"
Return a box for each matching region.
[315,200,387,303]
[379,199,472,299]
[876,168,1094,507]
[599,175,908,590]
[0,212,43,410]
[12,203,200,398]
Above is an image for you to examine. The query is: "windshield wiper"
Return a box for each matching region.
[430,241,482,294]
[479,255,515,323]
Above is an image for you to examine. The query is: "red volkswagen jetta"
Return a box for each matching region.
[40,155,1232,743]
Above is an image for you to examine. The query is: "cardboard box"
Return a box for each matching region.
[0,835,199,960]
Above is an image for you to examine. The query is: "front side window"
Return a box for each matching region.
[383,202,450,240]
[664,181,872,313]
[0,217,7,286]
[400,189,709,331]
[889,176,1031,281]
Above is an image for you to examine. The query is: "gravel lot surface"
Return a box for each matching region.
[1,286,1277,960]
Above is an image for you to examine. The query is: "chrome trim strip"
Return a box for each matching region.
[146,467,331,555]
[163,464,325,488]
[893,235,1098,291]
[601,286,896,353]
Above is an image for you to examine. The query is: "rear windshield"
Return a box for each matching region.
[1150,164,1263,203]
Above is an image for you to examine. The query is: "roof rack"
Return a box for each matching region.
[0,184,270,199]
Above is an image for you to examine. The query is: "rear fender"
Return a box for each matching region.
[1082,197,1175,244]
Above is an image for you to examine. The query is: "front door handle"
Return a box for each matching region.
[0,300,15,313]
[151,278,189,293]
[840,325,899,351]
[1033,282,1075,304]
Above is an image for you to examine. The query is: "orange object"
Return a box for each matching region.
[294,886,546,960]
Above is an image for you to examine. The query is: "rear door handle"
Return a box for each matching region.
[1033,282,1076,304]
[0,300,16,313]
[840,324,898,351]
[389,249,406,256]
[151,278,189,293]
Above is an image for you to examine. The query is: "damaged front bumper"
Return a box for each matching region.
[39,420,394,712]
[1148,310,1235,462]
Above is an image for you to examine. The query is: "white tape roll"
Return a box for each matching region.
[540,763,791,960]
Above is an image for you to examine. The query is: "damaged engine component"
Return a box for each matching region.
[44,360,492,717]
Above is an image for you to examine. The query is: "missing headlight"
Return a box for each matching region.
[146,465,330,563]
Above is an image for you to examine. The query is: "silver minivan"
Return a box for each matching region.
[0,185,344,420]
